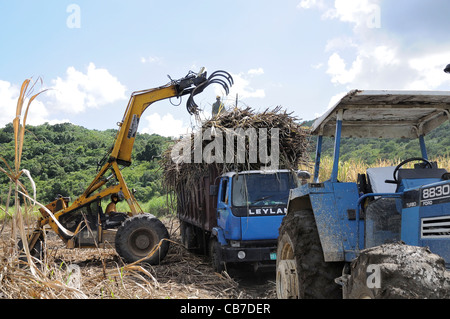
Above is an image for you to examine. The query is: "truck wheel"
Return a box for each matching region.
[276,209,343,299]
[209,238,225,273]
[342,242,450,299]
[115,214,170,265]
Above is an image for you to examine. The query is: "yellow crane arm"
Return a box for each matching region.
[37,68,233,243]
[79,69,232,211]
[112,85,179,166]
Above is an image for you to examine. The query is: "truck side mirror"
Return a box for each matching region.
[297,170,311,185]
[209,185,219,196]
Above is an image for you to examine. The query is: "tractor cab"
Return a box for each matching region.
[289,90,450,265]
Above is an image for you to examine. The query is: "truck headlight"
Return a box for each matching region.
[237,251,246,259]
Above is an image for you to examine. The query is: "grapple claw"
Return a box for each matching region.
[186,70,234,115]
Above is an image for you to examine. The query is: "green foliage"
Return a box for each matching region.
[316,121,450,164]
[0,122,172,206]
[145,194,176,217]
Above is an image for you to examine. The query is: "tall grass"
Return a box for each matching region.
[0,79,47,270]
[314,156,450,183]
[145,194,176,217]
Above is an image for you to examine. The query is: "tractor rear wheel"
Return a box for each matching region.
[115,214,170,265]
[341,242,450,299]
[276,209,343,299]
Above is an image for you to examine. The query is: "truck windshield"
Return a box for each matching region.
[232,172,297,207]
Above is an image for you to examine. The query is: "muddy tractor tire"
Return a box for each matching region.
[115,214,170,265]
[276,210,344,299]
[340,242,450,299]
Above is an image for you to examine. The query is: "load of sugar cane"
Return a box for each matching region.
[161,106,311,191]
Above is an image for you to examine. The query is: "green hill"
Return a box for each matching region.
[0,122,172,205]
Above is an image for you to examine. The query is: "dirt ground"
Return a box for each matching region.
[0,217,276,299]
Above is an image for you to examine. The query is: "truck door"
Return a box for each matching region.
[216,177,241,240]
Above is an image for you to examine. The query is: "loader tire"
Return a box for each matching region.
[17,235,44,263]
[115,214,170,265]
[342,242,450,299]
[276,210,343,299]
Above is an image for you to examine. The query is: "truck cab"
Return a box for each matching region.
[211,170,298,270]
[178,169,299,272]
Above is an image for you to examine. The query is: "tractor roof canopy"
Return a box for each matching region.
[312,90,450,139]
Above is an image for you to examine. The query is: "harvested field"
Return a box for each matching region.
[0,217,276,299]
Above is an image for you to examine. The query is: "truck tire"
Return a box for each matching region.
[276,209,343,299]
[342,242,450,299]
[115,214,170,265]
[180,221,197,249]
[209,238,225,273]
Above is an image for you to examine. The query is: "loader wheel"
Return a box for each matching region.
[115,214,170,265]
[276,210,344,299]
[17,234,44,263]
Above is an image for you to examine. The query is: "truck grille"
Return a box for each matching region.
[421,216,450,239]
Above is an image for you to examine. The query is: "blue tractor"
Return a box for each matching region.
[276,90,450,299]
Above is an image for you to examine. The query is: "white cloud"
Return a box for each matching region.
[297,0,326,10]
[311,63,324,70]
[298,0,381,30]
[0,80,20,126]
[327,52,362,85]
[248,68,264,76]
[322,0,381,30]
[215,68,265,100]
[140,56,163,65]
[0,63,128,128]
[301,0,450,94]
[0,80,68,127]
[141,113,190,138]
[407,52,450,90]
[47,63,127,114]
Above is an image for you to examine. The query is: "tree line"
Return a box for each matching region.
[303,120,450,164]
[1,120,449,206]
[0,122,172,205]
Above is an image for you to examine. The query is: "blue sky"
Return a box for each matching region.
[1,0,450,137]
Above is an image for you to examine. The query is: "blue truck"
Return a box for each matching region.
[276,90,450,299]
[177,167,298,272]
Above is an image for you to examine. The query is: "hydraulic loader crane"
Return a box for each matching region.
[23,69,233,265]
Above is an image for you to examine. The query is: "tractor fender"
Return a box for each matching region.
[287,183,359,262]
